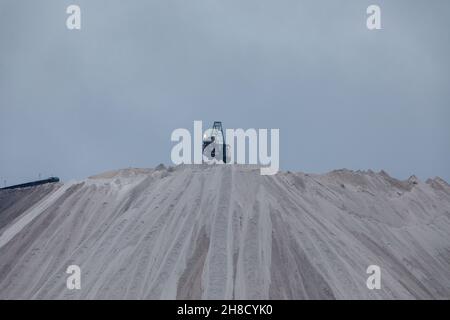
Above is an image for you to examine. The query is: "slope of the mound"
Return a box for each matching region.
[0,165,449,299]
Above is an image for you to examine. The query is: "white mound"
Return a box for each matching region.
[0,165,449,299]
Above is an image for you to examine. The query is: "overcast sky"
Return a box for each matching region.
[1,0,449,185]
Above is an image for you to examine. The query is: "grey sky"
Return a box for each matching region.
[1,0,449,185]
